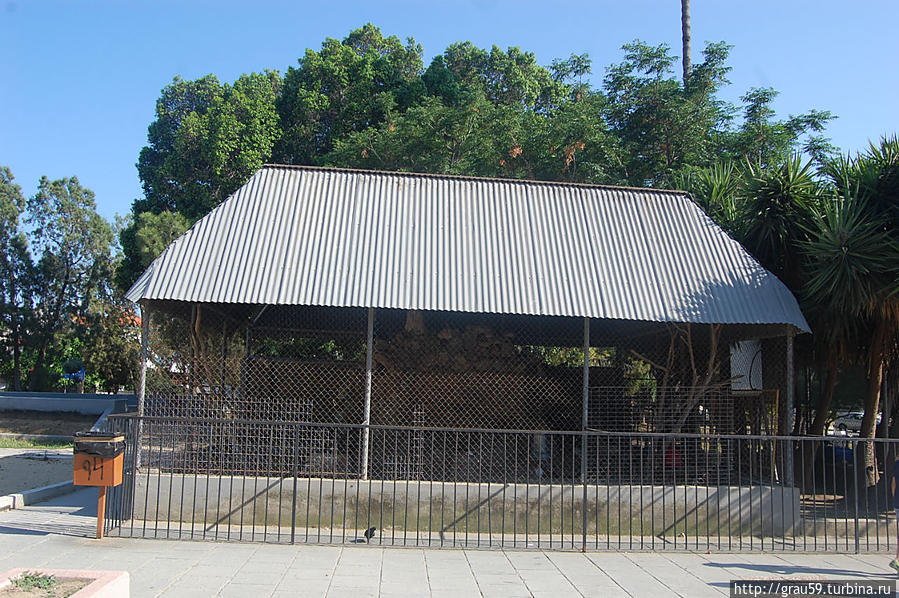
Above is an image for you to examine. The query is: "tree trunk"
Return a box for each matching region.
[27,343,47,391]
[878,375,890,439]
[28,273,70,391]
[792,405,803,436]
[681,0,692,84]
[8,271,23,391]
[810,350,839,435]
[859,319,887,488]
[11,317,22,391]
[405,310,427,335]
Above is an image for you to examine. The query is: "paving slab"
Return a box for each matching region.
[3,487,899,597]
[585,552,679,597]
[544,552,629,598]
[657,552,730,594]
[623,553,722,597]
[218,582,277,598]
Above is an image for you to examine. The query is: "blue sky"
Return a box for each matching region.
[2,0,897,221]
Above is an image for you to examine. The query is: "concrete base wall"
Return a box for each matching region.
[133,473,800,536]
[0,392,130,416]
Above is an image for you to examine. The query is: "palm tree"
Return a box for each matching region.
[741,155,819,292]
[681,0,691,84]
[805,301,858,436]
[674,161,742,236]
[803,137,899,486]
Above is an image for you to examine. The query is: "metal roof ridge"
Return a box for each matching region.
[260,164,691,196]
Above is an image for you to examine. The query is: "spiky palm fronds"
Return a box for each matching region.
[741,154,820,286]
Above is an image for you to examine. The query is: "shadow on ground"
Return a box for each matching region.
[0,487,96,538]
[703,560,896,583]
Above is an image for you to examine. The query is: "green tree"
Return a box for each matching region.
[327,88,623,185]
[117,210,191,292]
[327,91,517,176]
[136,74,222,215]
[0,167,32,390]
[673,161,742,236]
[804,137,899,486]
[603,40,733,187]
[427,42,567,113]
[276,24,424,164]
[137,72,281,220]
[740,154,820,291]
[126,70,281,291]
[726,87,835,167]
[25,176,115,390]
[82,293,140,393]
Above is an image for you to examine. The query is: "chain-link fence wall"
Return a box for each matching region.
[370,309,583,431]
[139,302,792,480]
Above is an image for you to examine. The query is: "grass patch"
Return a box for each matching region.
[0,437,73,450]
[12,571,57,592]
[6,571,89,597]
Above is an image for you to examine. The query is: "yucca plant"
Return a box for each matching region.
[675,161,743,237]
[804,137,899,487]
[742,154,820,291]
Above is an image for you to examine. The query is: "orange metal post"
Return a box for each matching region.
[96,486,106,539]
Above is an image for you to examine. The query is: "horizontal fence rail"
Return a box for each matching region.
[101,415,899,552]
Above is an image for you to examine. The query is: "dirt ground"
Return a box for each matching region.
[0,449,72,495]
[0,411,98,436]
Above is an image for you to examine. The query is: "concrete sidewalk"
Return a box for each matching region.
[0,488,896,598]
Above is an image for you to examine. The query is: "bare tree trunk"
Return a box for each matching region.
[11,317,22,391]
[405,310,427,335]
[28,343,47,391]
[859,319,887,488]
[28,273,70,391]
[878,375,890,439]
[681,0,692,84]
[9,272,23,391]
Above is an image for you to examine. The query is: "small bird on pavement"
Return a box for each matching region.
[364,526,377,543]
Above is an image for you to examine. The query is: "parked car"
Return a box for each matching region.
[830,412,881,433]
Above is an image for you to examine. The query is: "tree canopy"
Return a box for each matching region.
[120,25,838,296]
[7,23,896,440]
[0,171,136,392]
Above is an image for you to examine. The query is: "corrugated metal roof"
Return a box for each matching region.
[126,165,810,332]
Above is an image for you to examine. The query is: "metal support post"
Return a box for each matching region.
[96,486,107,539]
[135,303,150,470]
[785,327,795,486]
[581,317,590,551]
[219,320,227,391]
[582,317,590,432]
[361,307,374,480]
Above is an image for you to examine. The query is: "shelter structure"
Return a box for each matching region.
[126,165,807,481]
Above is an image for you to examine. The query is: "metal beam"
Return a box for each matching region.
[361,307,374,480]
[251,305,270,325]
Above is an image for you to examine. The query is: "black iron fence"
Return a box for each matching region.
[100,414,899,552]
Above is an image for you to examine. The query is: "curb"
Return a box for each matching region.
[0,480,76,512]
